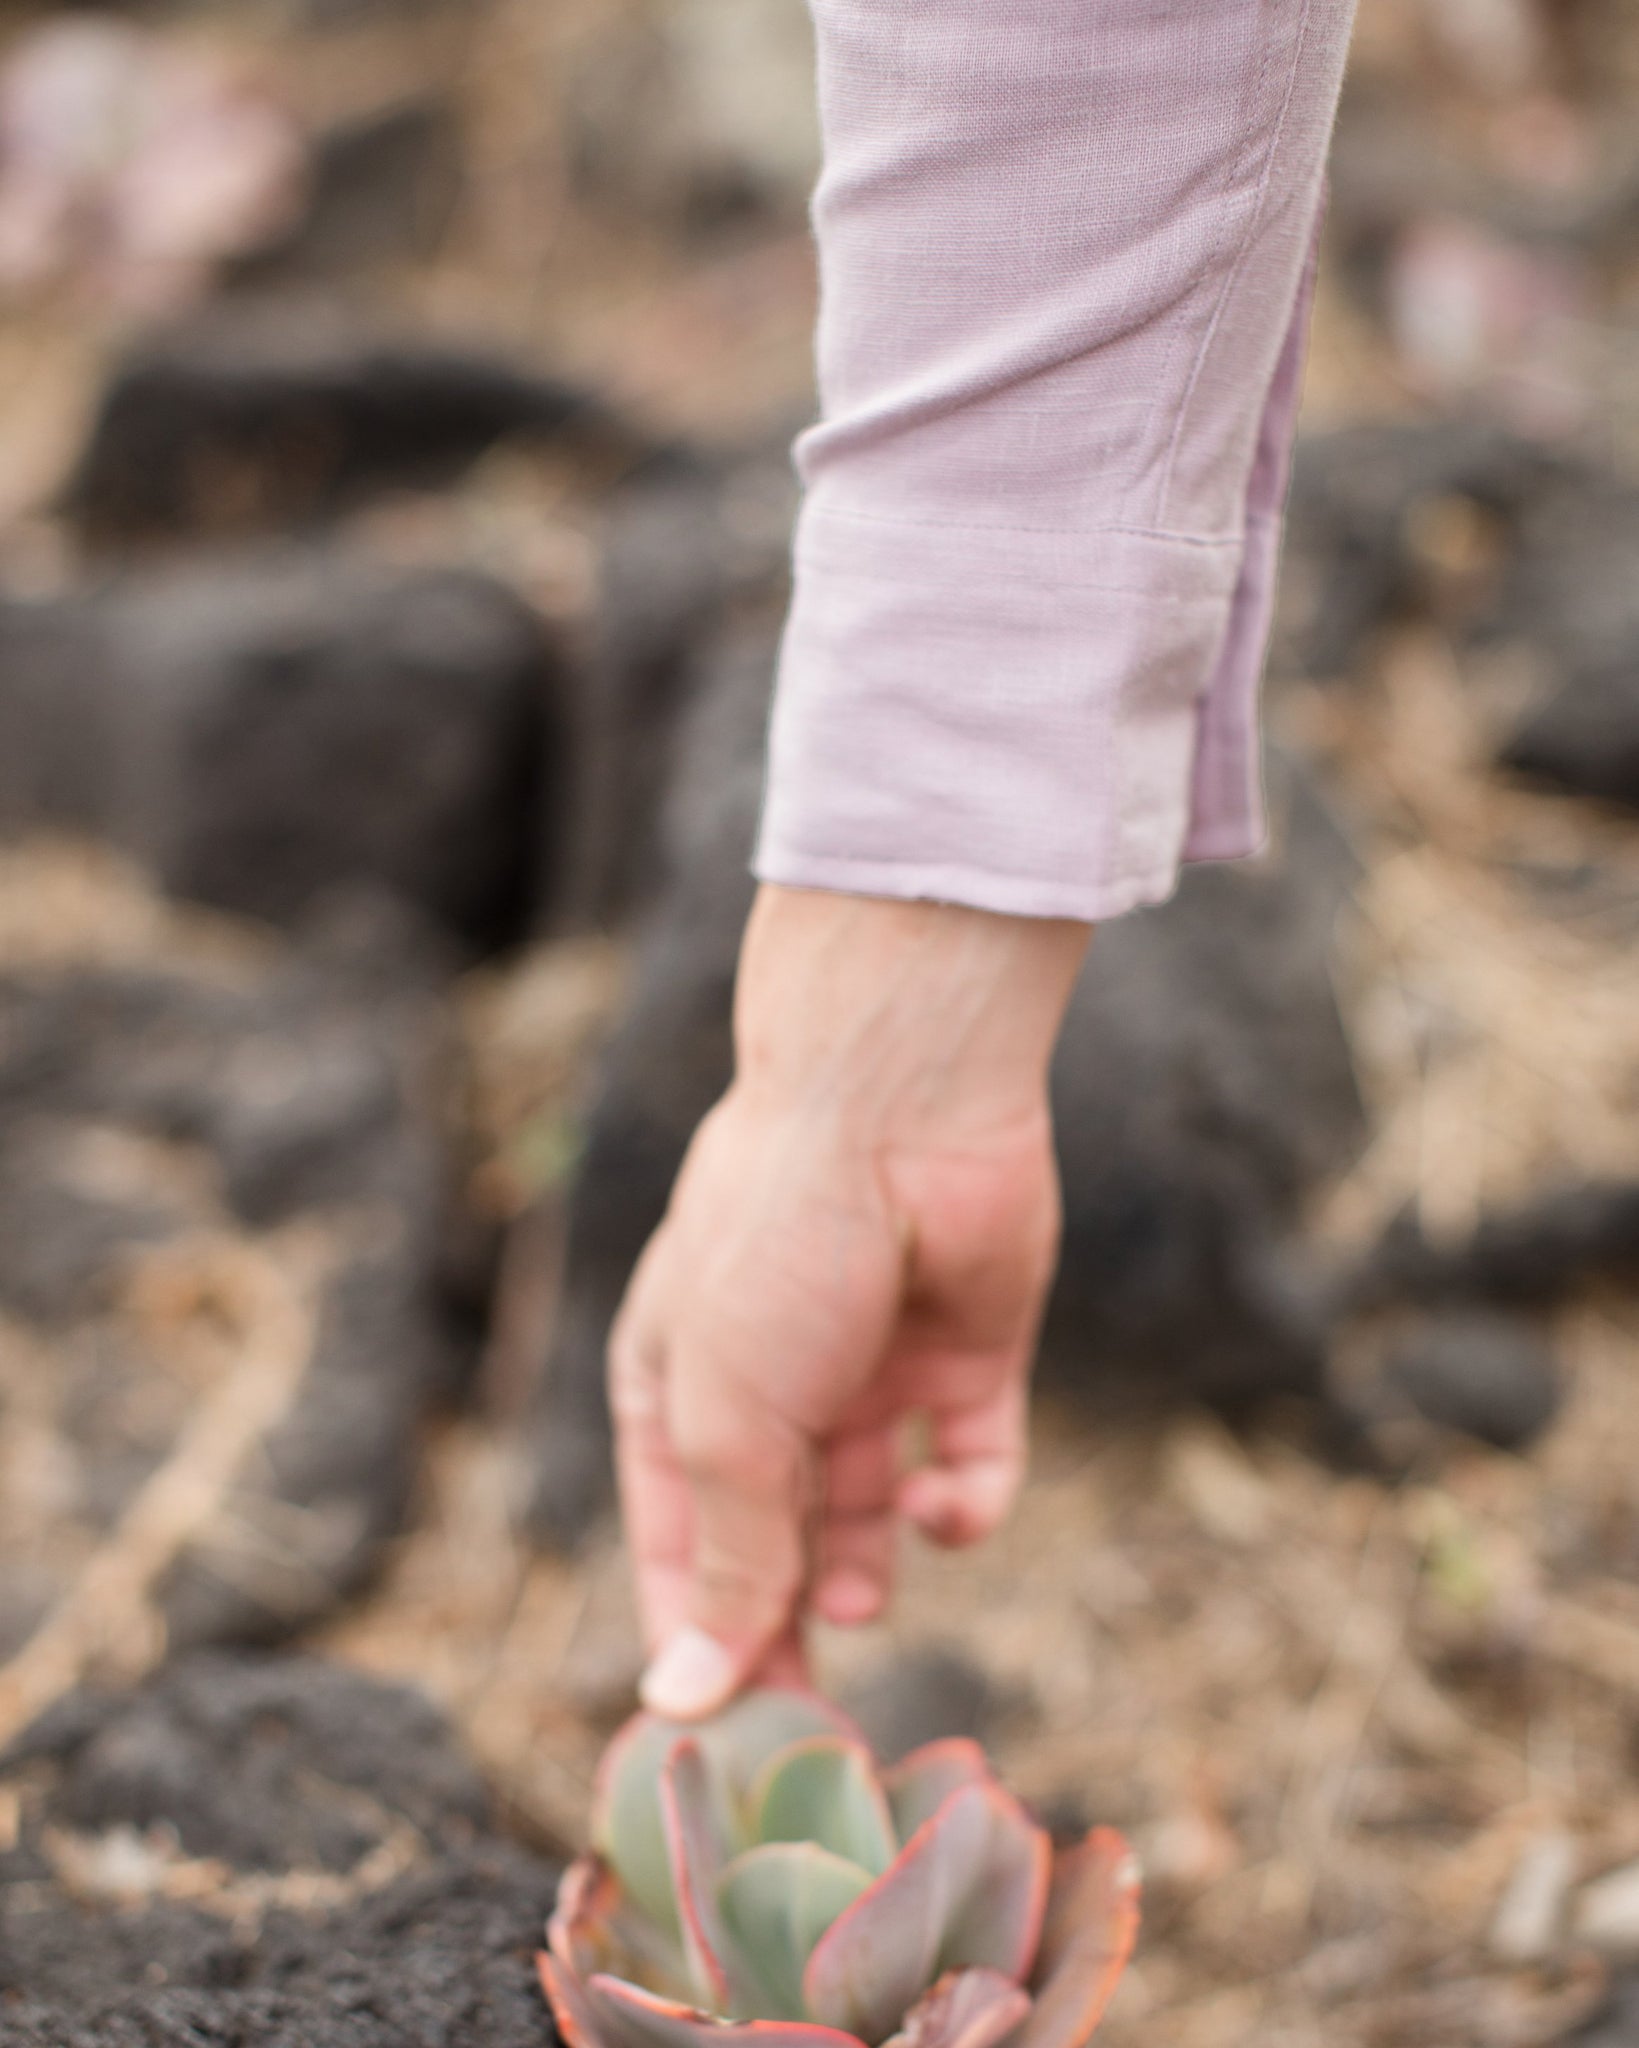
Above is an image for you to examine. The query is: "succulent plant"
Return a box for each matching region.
[538,1690,1138,2048]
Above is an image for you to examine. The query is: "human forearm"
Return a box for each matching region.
[618,886,1088,1720]
[733,884,1089,1150]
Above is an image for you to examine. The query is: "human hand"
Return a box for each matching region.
[610,883,1089,1720]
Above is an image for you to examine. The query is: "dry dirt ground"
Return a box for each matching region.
[2,1,1639,2044]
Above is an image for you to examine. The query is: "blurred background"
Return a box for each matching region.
[1,2,1638,2044]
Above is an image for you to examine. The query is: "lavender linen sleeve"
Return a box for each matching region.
[755,0,1358,922]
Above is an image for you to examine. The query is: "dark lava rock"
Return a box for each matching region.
[525,615,1366,1545]
[525,613,770,1547]
[840,1647,1006,1767]
[0,1654,561,2048]
[1490,461,1639,696]
[1040,754,1362,1409]
[1354,1180,1639,1309]
[0,552,562,954]
[0,929,461,1650]
[1501,661,1639,813]
[1385,1311,1562,1453]
[549,448,799,935]
[1280,421,1639,825]
[1278,419,1562,680]
[64,306,640,546]
[255,97,466,274]
[0,593,108,832]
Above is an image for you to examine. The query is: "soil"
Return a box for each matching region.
[0,1654,561,2047]
[0,877,467,1686]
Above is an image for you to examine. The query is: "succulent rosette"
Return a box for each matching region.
[538,1690,1138,2048]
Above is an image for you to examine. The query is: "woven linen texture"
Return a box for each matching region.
[757,0,1358,920]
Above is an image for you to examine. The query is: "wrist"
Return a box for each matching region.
[732,884,1090,1148]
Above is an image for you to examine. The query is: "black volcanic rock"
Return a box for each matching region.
[65,307,638,545]
[0,922,462,1652]
[0,552,563,954]
[1386,1310,1562,1453]
[1501,662,1639,813]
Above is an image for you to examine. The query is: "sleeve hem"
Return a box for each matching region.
[758,504,1251,922]
[754,844,1182,925]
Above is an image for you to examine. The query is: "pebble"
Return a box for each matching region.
[1489,1831,1576,1964]
[1575,1859,1639,1957]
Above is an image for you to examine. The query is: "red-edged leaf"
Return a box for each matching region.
[540,1951,611,2048]
[551,1858,626,1975]
[802,1785,1050,2044]
[1018,1832,1140,2048]
[587,1973,870,2048]
[717,1842,874,2021]
[593,1713,684,1934]
[882,1970,1032,2048]
[551,1854,689,1999]
[939,1786,1050,1983]
[662,1739,740,2012]
[881,1743,994,1845]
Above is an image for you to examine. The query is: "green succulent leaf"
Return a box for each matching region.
[593,1717,688,1938]
[754,1739,897,1877]
[718,1842,875,2022]
[662,1739,742,2013]
[592,1693,851,1937]
[802,1786,1050,2046]
[705,1692,863,1809]
[568,1697,1136,2048]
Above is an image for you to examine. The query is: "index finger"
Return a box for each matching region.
[609,1241,694,1654]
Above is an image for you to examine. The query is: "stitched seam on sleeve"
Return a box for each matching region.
[1155,0,1317,527]
[801,503,1245,549]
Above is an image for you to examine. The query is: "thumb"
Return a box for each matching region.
[640,1363,810,1720]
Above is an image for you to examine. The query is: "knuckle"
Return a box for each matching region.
[607,1285,648,1363]
[674,1407,785,1491]
[606,1320,656,1403]
[608,1362,660,1428]
[694,1551,800,1626]
[606,1325,637,1388]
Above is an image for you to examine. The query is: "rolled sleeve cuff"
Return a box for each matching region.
[753,502,1255,924]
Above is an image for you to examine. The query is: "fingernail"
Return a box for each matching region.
[640,1627,738,1720]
